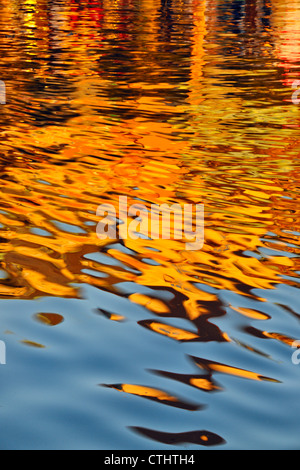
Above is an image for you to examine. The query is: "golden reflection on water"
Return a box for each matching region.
[102,383,202,411]
[0,0,300,447]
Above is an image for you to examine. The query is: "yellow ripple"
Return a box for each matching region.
[118,384,178,402]
[21,340,45,349]
[140,320,199,341]
[190,378,220,391]
[230,305,270,320]
[129,293,170,314]
[22,269,77,297]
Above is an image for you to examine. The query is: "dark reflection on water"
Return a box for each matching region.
[130,427,226,446]
[0,0,299,450]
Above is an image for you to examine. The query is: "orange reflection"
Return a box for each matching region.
[35,313,64,326]
[139,320,200,341]
[21,340,46,348]
[191,355,280,383]
[0,2,298,438]
[102,383,200,411]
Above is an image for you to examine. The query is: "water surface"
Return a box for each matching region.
[0,0,299,450]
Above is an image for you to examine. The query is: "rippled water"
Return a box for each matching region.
[0,0,299,450]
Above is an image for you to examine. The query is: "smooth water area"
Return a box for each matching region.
[0,0,299,450]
